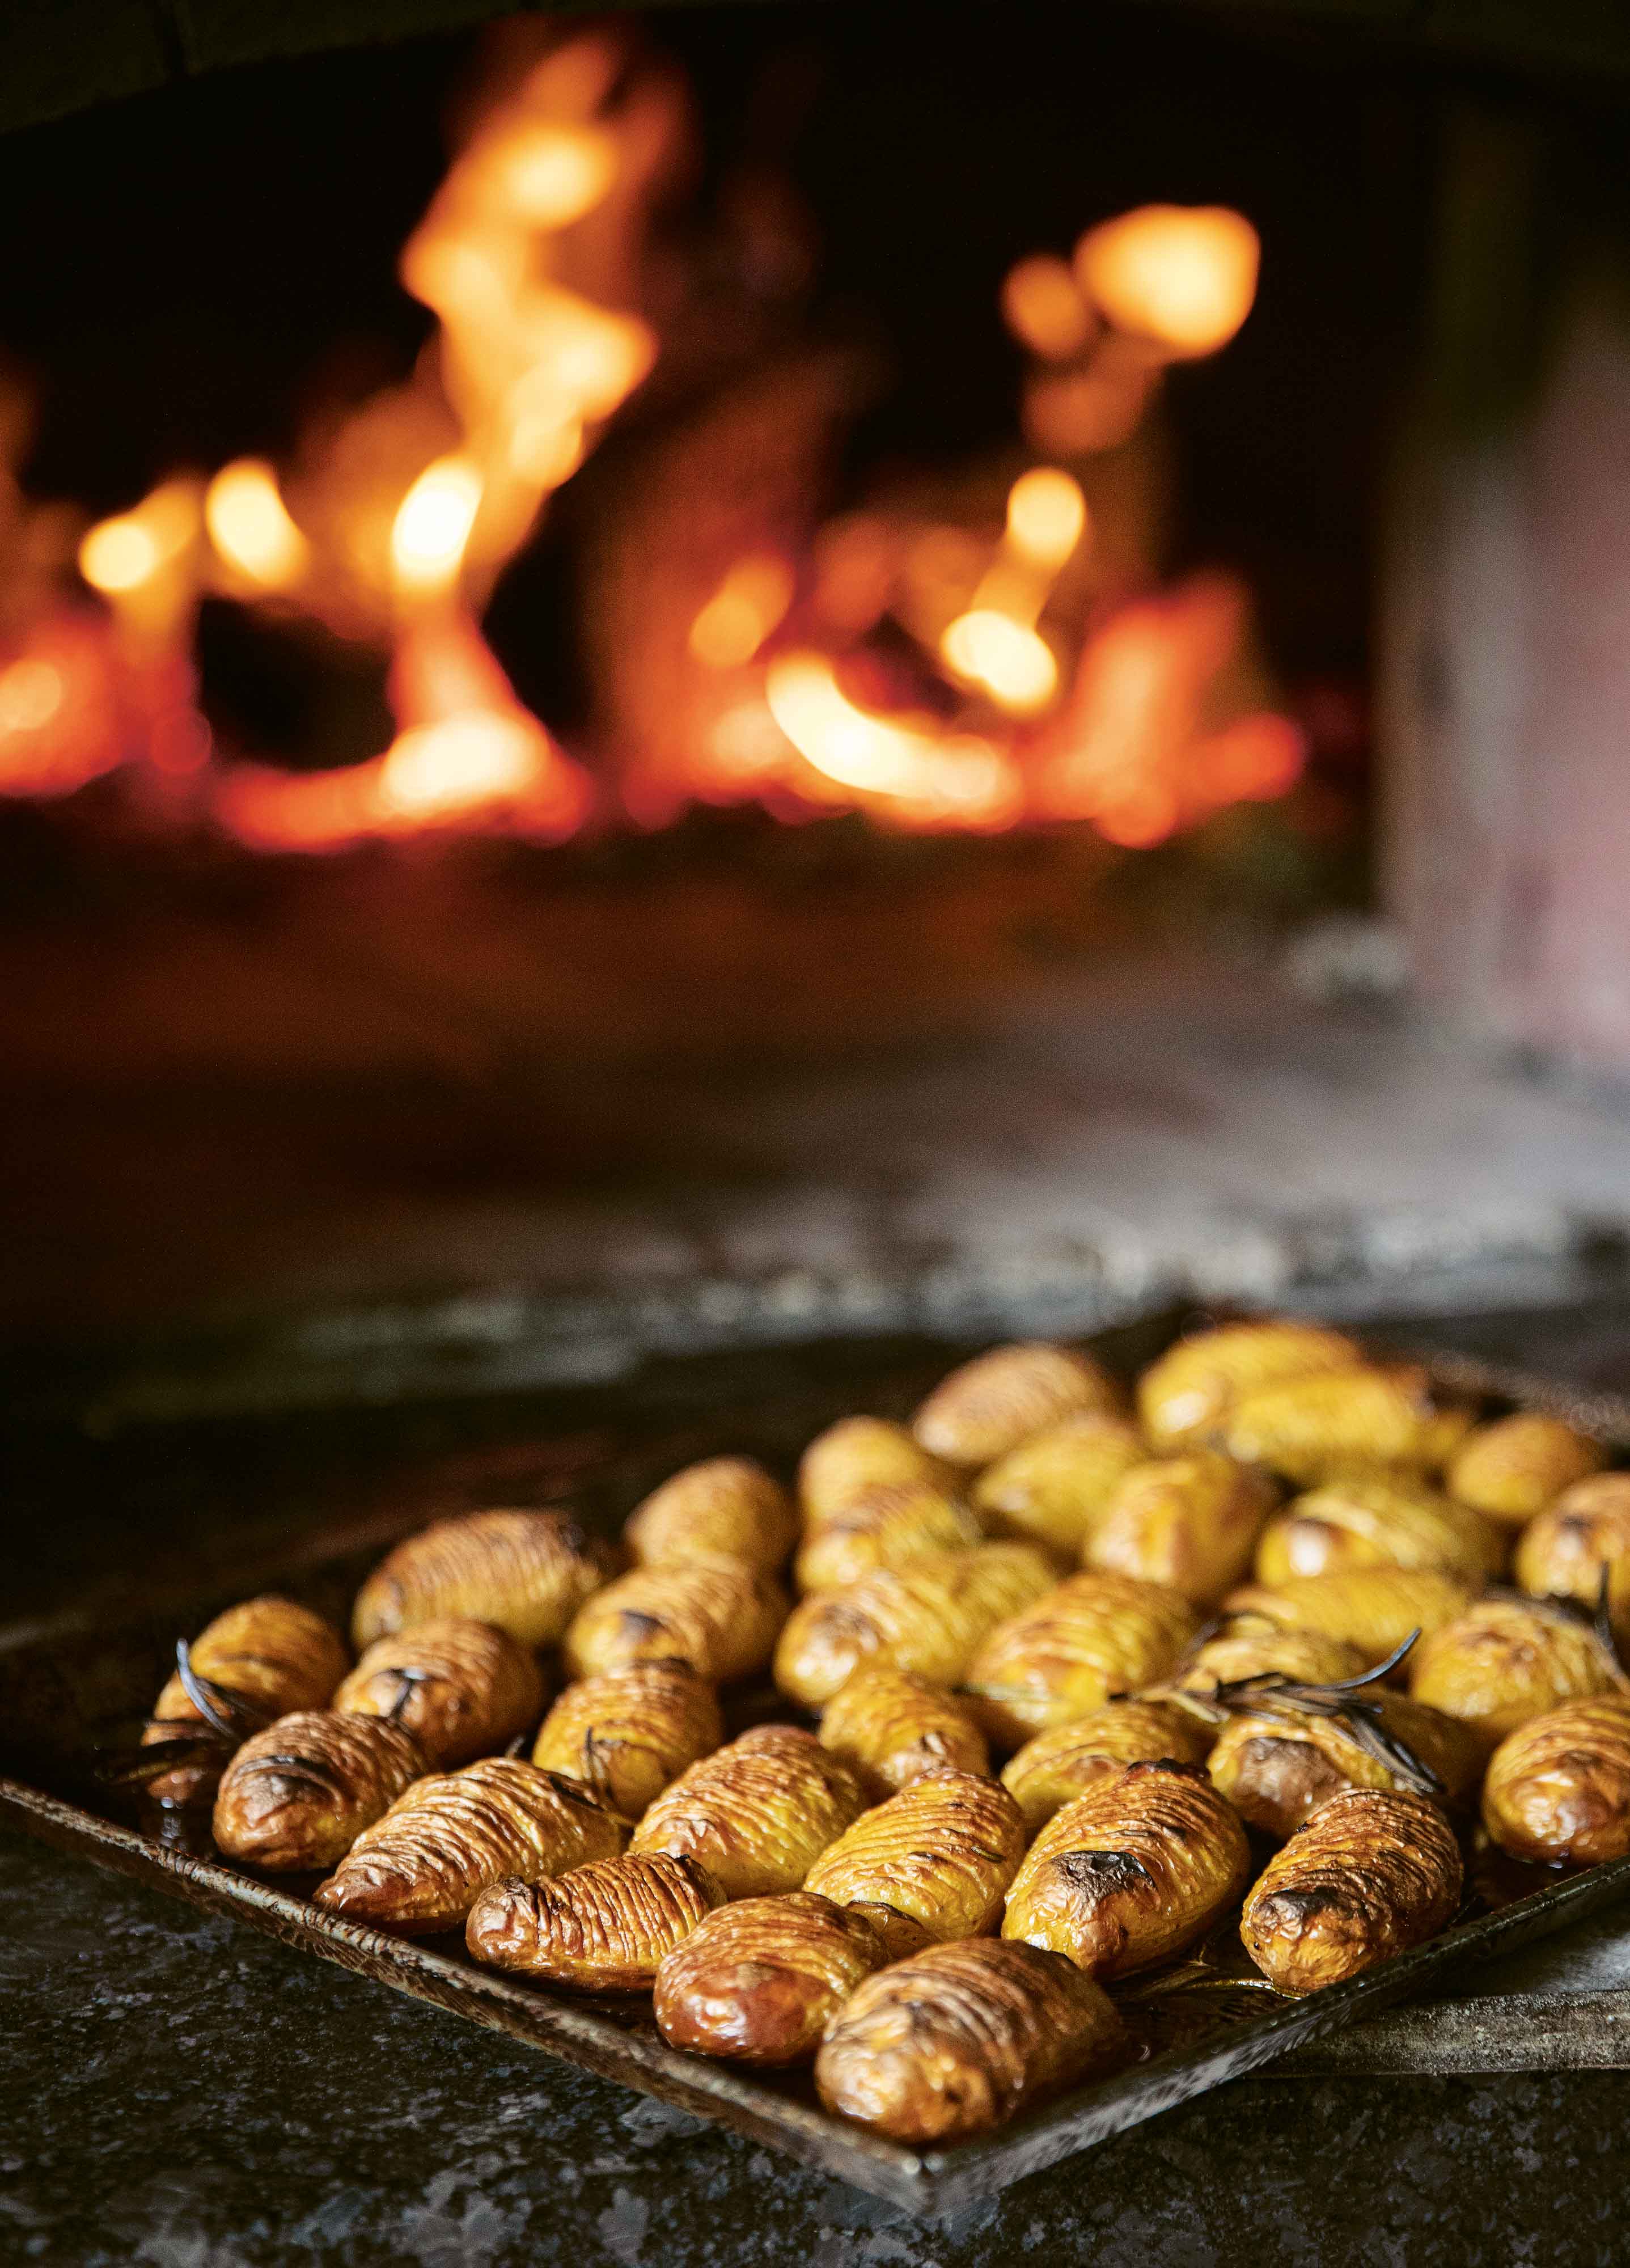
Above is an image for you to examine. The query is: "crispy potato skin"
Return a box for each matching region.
[972,1413,1149,1555]
[815,1938,1127,2143]
[1447,1414,1607,1525]
[333,1618,544,1769]
[773,1545,1056,1710]
[798,1418,953,1526]
[1168,1627,1367,1694]
[653,1893,887,2064]
[314,1758,626,1933]
[1409,1596,1625,1753]
[531,1663,723,1819]
[213,1710,422,1871]
[1240,1787,1463,1994]
[143,1597,350,1806]
[1514,1472,1630,1629]
[623,1457,797,1572]
[1002,1760,1249,1978]
[819,1664,989,1798]
[1001,1700,1212,1831]
[912,1343,1121,1467]
[1206,1693,1483,1840]
[794,1482,984,1595]
[1254,1471,1505,1588]
[962,1571,1199,1747]
[1222,1569,1475,1668]
[1137,1321,1362,1452]
[561,1556,789,1685]
[466,1854,724,1989]
[1223,1366,1473,1485]
[630,1727,868,1898]
[1481,1695,1630,1865]
[352,1510,614,1652]
[1084,1452,1276,1605]
[804,1768,1028,1949]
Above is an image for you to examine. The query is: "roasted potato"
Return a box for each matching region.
[1409,1594,1626,1753]
[1083,1452,1276,1605]
[1240,1786,1463,1993]
[353,1509,614,1652]
[1447,1412,1607,1525]
[912,1342,1121,1467]
[961,1569,1199,1746]
[1167,1625,1367,1694]
[794,1480,983,1594]
[798,1417,952,1526]
[1223,1365,1474,1485]
[1514,1471,1630,1629]
[1222,1568,1476,1667]
[561,1555,789,1685]
[1002,1759,1250,1978]
[818,1662,989,1798]
[1000,1699,1212,1831]
[1481,1694,1630,1866]
[630,1725,868,1898]
[212,1710,422,1871]
[972,1412,1149,1555]
[623,1456,797,1572]
[1206,1689,1482,1839]
[1254,1469,1504,1589]
[141,1597,350,1807]
[466,1852,725,1989]
[333,1618,545,1768]
[653,1892,888,2065]
[803,1767,1028,1957]
[531,1661,723,1818]
[314,1757,627,1932]
[815,1937,1127,2143]
[1138,1318,1362,1452]
[773,1543,1056,1710]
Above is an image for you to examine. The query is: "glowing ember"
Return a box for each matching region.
[1076,205,1260,358]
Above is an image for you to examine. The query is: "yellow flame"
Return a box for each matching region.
[378,711,544,816]
[940,609,1059,713]
[392,455,484,595]
[80,480,199,596]
[1076,206,1259,358]
[1005,468,1087,570]
[205,460,310,593]
[1001,254,1094,362]
[689,555,795,670]
[493,122,617,229]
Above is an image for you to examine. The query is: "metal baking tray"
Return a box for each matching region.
[5,1313,1630,2216]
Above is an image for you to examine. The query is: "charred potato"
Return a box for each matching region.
[911,1342,1121,1467]
[466,1852,725,1989]
[333,1618,544,1768]
[814,1937,1127,2143]
[630,1725,868,1898]
[1083,1452,1276,1605]
[961,1570,1199,1746]
[972,1412,1149,1555]
[623,1456,797,1572]
[1254,1469,1504,1589]
[653,1893,888,2065]
[1137,1318,1362,1452]
[142,1597,350,1807]
[1409,1594,1625,1753]
[1222,1569,1476,1667]
[1447,1412,1606,1526]
[314,1758,626,1932]
[213,1710,422,1871]
[1240,1786,1463,1993]
[803,1767,1028,1956]
[561,1555,788,1685]
[353,1509,614,1652]
[1001,1699,1212,1832]
[818,1662,990,1798]
[1168,1625,1367,1694]
[1206,1690,1482,1839]
[773,1543,1056,1710]
[798,1417,952,1526]
[794,1480,983,1594]
[1514,1471,1630,1628]
[1223,1365,1474,1485]
[531,1662,723,1818]
[1002,1759,1250,1977]
[1481,1694,1630,1865]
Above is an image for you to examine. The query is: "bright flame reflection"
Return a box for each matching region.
[205,460,310,592]
[1076,206,1260,358]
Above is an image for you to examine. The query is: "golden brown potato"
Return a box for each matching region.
[353,1509,614,1652]
[465,1853,725,1989]
[630,1726,868,1898]
[1240,1787,1463,1994]
[623,1457,797,1572]
[773,1543,1056,1710]
[531,1662,723,1819]
[1514,1472,1630,1629]
[1481,1694,1630,1865]
[314,1758,626,1932]
[815,1938,1127,2143]
[1083,1452,1276,1605]
[1138,1319,1363,1452]
[798,1417,953,1526]
[142,1597,350,1807]
[972,1412,1149,1555]
[1223,1365,1474,1486]
[803,1768,1028,1956]
[1206,1690,1483,1839]
[794,1480,983,1594]
[1222,1569,1476,1667]
[333,1618,544,1769]
[1254,1469,1505,1589]
[652,1893,888,2065]
[1002,1760,1250,1978]
[961,1570,1199,1747]
[212,1710,422,1872]
[1447,1412,1607,1526]
[1168,1625,1368,1694]
[912,1342,1121,1468]
[561,1556,788,1685]
[818,1663,989,1797]
[1001,1699,1213,1831]
[1409,1594,1625,1753]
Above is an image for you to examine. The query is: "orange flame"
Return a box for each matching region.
[1076,206,1260,359]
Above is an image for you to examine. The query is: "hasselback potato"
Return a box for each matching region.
[1514,1472,1630,1629]
[1240,1787,1463,1993]
[815,1938,1127,2143]
[1222,1568,1475,1666]
[1168,1625,1367,1694]
[562,1556,788,1685]
[1002,1759,1249,1978]
[466,1853,724,1989]
[794,1480,983,1595]
[213,1710,422,1871]
[1223,1365,1473,1485]
[333,1618,544,1768]
[1205,1687,1481,1839]
[1254,1470,1504,1588]
[774,1543,1056,1710]
[1447,1412,1606,1525]
[1408,1594,1625,1753]
[798,1417,952,1526]
[353,1509,614,1651]
[653,1893,888,2064]
[818,1663,989,1798]
[803,1768,1027,1956]
[961,1569,1199,1746]
[1481,1694,1630,1865]
[314,1757,627,1932]
[623,1457,797,1572]
[972,1412,1148,1555]
[1001,1699,1212,1831]
[912,1342,1120,1467]
[142,1597,350,1807]
[531,1662,722,1819]
[630,1726,868,1898]
[1083,1452,1276,1605]
[1137,1318,1362,1452]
